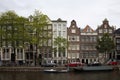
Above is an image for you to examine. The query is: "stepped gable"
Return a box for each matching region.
[96,18,114,30]
[70,20,77,27]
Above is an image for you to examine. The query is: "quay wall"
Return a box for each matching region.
[0,65,119,72]
[0,67,67,72]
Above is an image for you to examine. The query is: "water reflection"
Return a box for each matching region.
[0,71,120,80]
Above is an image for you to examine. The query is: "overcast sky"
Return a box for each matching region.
[0,0,120,29]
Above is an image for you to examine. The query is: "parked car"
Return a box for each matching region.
[41,61,57,67]
[107,59,118,65]
[65,62,84,67]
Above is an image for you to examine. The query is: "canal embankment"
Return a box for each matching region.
[0,65,119,72]
[0,66,67,72]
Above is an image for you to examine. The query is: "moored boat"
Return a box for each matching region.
[44,69,58,73]
[82,65,113,71]
[58,69,69,73]
[73,62,113,72]
[43,68,69,73]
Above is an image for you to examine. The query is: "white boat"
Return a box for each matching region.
[58,69,69,73]
[44,68,69,73]
[44,69,58,73]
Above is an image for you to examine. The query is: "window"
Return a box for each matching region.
[8,34,11,38]
[48,39,52,46]
[104,29,107,33]
[116,39,120,43]
[63,24,66,27]
[54,24,57,27]
[72,25,75,28]
[109,29,112,33]
[17,48,23,59]
[93,36,97,42]
[48,25,52,29]
[54,52,57,57]
[7,26,12,30]
[99,29,102,33]
[44,26,47,30]
[8,41,12,47]
[2,41,6,46]
[76,36,79,41]
[63,31,66,36]
[58,24,61,26]
[117,45,120,50]
[3,48,10,59]
[72,37,75,41]
[104,25,107,28]
[68,45,79,50]
[53,31,57,37]
[71,29,76,33]
[48,32,52,37]
[58,31,61,36]
[99,36,102,39]
[2,26,6,31]
[87,28,91,32]
[58,52,61,57]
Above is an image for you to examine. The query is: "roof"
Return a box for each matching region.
[52,18,67,22]
[82,25,94,32]
[114,28,120,34]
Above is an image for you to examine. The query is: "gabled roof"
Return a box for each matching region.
[82,25,94,32]
[114,28,120,34]
[52,18,67,22]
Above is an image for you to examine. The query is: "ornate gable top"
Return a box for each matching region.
[71,20,77,26]
[103,18,109,24]
[52,18,66,22]
[57,18,62,21]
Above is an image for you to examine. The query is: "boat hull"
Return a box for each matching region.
[44,69,69,73]
[44,69,58,73]
[83,66,113,71]
[74,66,113,72]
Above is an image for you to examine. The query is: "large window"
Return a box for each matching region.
[99,29,102,33]
[109,29,112,33]
[48,39,52,46]
[104,29,107,33]
[68,45,79,50]
[116,39,120,43]
[2,48,10,60]
[17,48,23,60]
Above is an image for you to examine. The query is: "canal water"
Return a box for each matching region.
[0,71,120,80]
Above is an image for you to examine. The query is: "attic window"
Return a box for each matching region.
[71,29,76,33]
[104,25,107,28]
[72,25,75,28]
[87,28,91,32]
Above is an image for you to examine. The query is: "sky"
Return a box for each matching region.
[0,0,120,29]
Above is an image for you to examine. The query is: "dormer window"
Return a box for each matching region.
[72,25,75,28]
[104,24,107,28]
